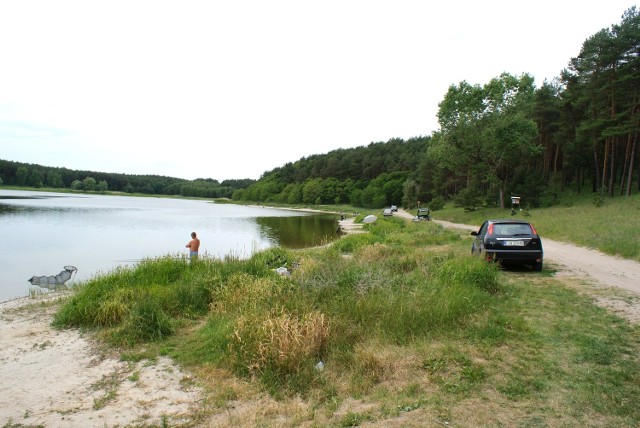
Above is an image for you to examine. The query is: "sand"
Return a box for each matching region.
[0,293,202,427]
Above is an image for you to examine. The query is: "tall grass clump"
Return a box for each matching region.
[248,246,296,270]
[331,232,381,253]
[409,222,461,246]
[319,261,496,344]
[287,233,499,348]
[366,216,404,237]
[366,219,459,250]
[210,273,295,316]
[229,308,329,395]
[53,266,138,328]
[54,256,241,337]
[207,272,331,393]
[432,254,501,294]
[115,297,174,344]
[129,256,188,284]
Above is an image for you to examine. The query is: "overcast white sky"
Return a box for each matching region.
[0,1,636,181]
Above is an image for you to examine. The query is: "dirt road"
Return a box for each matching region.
[417,214,640,295]
[397,209,640,323]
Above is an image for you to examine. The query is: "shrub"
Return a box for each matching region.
[250,247,295,269]
[454,188,482,212]
[593,193,606,207]
[429,195,445,211]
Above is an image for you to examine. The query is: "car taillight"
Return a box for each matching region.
[487,223,494,235]
[530,224,538,235]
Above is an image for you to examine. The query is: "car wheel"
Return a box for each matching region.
[533,260,543,272]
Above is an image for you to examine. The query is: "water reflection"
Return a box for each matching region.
[0,190,341,301]
[256,215,339,248]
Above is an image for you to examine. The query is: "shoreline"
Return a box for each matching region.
[2,209,639,426]
[245,203,366,235]
[242,202,342,215]
[0,293,201,427]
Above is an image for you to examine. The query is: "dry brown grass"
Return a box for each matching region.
[232,309,329,376]
[356,243,391,263]
[211,273,286,315]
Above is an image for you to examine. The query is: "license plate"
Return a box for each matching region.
[504,240,524,246]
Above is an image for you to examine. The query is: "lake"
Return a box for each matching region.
[0,190,340,302]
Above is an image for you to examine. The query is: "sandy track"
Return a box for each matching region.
[398,209,640,322]
[419,215,640,294]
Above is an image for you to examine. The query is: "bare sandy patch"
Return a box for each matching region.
[0,294,202,427]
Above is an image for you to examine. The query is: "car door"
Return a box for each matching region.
[471,221,488,255]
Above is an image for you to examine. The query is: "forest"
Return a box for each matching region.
[0,159,255,198]
[2,8,639,210]
[232,7,640,210]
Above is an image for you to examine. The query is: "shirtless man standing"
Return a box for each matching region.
[186,232,201,260]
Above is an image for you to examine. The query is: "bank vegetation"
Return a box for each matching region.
[51,209,640,427]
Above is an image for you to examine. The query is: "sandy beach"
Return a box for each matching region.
[0,293,202,427]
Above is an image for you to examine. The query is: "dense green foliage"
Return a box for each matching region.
[232,8,640,210]
[231,138,428,207]
[54,219,498,389]
[233,137,430,208]
[3,8,639,211]
[0,159,255,197]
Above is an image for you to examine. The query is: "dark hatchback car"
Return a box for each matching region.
[470,219,543,271]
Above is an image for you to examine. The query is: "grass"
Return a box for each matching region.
[50,211,640,427]
[434,191,640,261]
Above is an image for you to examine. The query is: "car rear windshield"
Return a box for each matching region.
[492,223,533,235]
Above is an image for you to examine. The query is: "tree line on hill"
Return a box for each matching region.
[233,7,640,210]
[2,8,638,210]
[0,159,256,198]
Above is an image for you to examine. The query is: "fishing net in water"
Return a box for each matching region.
[28,265,78,290]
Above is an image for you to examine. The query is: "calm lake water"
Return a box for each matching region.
[0,190,340,302]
